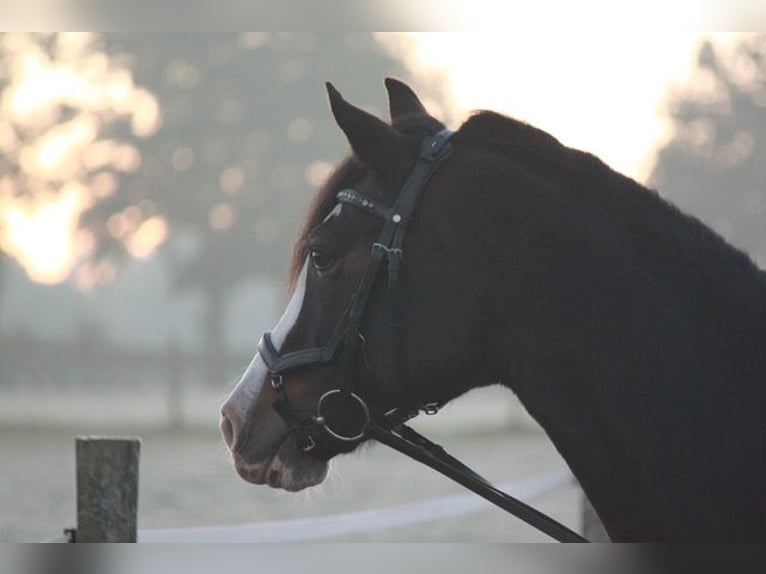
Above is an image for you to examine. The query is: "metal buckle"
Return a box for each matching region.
[422,402,440,415]
[298,434,316,452]
[315,389,371,442]
[271,374,283,390]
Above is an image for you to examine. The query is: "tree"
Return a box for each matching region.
[0,32,160,291]
[650,35,766,266]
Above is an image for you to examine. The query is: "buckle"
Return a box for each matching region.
[298,434,316,452]
[271,374,283,390]
[420,129,453,161]
[422,402,440,415]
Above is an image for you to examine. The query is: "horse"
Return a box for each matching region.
[220,78,766,542]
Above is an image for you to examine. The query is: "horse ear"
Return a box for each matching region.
[326,82,414,181]
[385,77,445,132]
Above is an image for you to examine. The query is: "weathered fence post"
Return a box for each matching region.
[76,436,141,542]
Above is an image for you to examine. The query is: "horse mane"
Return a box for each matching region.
[291,109,766,304]
[454,111,766,298]
[454,110,604,182]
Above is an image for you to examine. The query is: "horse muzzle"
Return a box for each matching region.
[231,437,329,492]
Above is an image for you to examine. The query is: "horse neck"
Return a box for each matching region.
[449,151,766,541]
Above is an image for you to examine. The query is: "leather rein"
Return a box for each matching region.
[257,129,588,543]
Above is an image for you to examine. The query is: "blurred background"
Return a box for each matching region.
[1,32,765,542]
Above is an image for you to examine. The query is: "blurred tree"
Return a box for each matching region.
[0,32,159,294]
[83,33,416,382]
[650,35,766,266]
[0,33,438,383]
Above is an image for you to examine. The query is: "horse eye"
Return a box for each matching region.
[309,248,336,272]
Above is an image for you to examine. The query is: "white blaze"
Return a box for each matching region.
[323,203,342,222]
[223,260,309,418]
[271,259,309,349]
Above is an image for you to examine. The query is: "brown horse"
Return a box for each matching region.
[220,78,766,542]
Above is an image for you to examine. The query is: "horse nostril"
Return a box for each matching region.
[220,410,238,450]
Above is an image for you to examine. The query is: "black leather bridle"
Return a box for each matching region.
[257,129,588,543]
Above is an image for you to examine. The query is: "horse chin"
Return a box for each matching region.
[233,437,329,492]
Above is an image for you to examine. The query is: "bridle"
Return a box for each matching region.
[257,129,588,543]
[258,128,453,448]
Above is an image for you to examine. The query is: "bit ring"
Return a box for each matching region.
[315,389,370,442]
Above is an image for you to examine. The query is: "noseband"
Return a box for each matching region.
[256,129,588,543]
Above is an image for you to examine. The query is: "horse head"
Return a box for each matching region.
[220,79,497,491]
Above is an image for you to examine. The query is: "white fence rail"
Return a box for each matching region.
[138,469,573,543]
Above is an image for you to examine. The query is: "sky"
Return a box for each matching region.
[0,32,747,285]
[382,33,743,182]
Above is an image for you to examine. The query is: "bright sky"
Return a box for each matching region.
[0,32,160,285]
[382,32,742,182]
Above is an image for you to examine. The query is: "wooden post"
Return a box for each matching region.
[76,436,141,542]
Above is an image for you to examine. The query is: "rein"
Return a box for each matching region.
[258,129,588,543]
[367,413,588,543]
